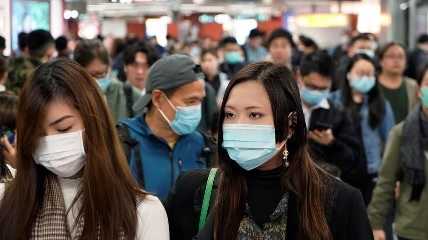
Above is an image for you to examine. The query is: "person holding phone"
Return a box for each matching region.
[0,92,18,182]
[298,51,365,189]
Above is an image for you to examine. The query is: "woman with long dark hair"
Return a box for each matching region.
[332,53,395,204]
[0,59,169,239]
[167,62,372,240]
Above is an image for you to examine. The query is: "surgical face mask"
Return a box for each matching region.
[300,86,330,106]
[223,124,283,171]
[157,95,202,135]
[96,73,112,92]
[349,75,376,94]
[420,86,428,108]
[355,49,375,58]
[224,51,244,64]
[33,130,86,178]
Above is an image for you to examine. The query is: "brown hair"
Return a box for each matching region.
[378,42,405,60]
[213,62,331,240]
[73,39,111,67]
[0,59,145,239]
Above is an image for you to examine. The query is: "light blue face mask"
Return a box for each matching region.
[349,75,376,94]
[224,51,244,64]
[355,49,375,58]
[300,86,330,106]
[222,124,282,171]
[158,96,202,135]
[420,86,428,108]
[96,74,112,92]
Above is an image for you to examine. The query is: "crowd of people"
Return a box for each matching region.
[0,27,427,240]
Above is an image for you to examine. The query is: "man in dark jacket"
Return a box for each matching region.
[299,51,366,188]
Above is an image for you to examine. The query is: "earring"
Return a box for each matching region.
[283,140,289,168]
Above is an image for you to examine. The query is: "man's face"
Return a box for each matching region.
[125,52,149,91]
[249,36,263,49]
[154,80,206,126]
[269,38,292,65]
[380,45,406,76]
[201,53,219,77]
[43,44,57,63]
[301,72,331,92]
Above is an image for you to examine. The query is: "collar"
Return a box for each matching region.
[0,84,5,92]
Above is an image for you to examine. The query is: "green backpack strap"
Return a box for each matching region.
[198,168,218,231]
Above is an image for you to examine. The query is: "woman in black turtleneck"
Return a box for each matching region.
[166,62,372,240]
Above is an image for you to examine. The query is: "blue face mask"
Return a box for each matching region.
[222,124,282,171]
[224,51,244,64]
[300,87,330,106]
[158,96,202,135]
[349,75,376,94]
[96,75,112,92]
[420,87,428,108]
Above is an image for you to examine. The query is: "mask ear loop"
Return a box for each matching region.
[156,93,177,126]
[283,111,298,168]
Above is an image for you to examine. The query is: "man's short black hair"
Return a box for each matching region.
[348,33,375,47]
[249,29,264,39]
[267,28,295,48]
[27,29,54,59]
[0,36,5,50]
[55,36,68,52]
[219,36,239,48]
[417,34,428,44]
[299,50,333,78]
[299,35,318,50]
[123,41,159,67]
[18,32,28,51]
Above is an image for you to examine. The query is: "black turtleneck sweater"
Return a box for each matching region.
[245,167,285,227]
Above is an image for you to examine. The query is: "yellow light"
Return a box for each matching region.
[296,14,349,28]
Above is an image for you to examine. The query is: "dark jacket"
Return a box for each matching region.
[308,102,366,190]
[166,169,373,240]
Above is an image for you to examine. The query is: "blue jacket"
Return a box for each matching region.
[331,91,395,174]
[120,116,207,200]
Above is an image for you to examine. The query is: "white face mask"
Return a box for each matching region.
[33,130,86,178]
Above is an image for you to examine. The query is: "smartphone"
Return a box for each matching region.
[0,127,15,144]
[310,122,332,131]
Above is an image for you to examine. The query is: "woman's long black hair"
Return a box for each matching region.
[341,53,386,129]
[213,62,331,240]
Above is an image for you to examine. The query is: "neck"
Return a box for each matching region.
[352,91,364,104]
[206,72,218,81]
[257,154,283,171]
[145,108,179,144]
[379,72,403,88]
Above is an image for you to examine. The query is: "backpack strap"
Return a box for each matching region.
[116,123,145,187]
[198,168,218,231]
[123,84,134,118]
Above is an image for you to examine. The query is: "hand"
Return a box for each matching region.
[373,229,385,240]
[1,136,17,168]
[308,129,335,146]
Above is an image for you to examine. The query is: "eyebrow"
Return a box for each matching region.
[225,105,263,110]
[49,115,74,126]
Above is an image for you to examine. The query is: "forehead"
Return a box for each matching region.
[271,38,290,47]
[303,72,330,84]
[352,59,375,71]
[135,52,148,62]
[44,98,78,122]
[226,80,271,109]
[224,43,241,51]
[86,58,109,73]
[384,45,405,55]
[171,79,205,97]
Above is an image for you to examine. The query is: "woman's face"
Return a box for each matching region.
[349,59,375,79]
[42,98,84,137]
[224,80,274,126]
[85,58,110,80]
